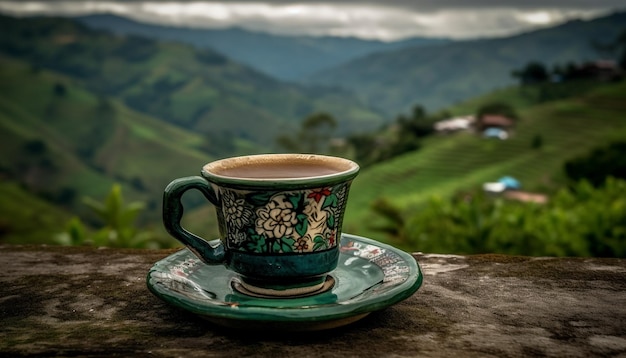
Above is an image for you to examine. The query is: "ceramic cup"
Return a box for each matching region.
[163,154,359,297]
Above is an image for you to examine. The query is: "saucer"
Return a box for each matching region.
[147,234,423,331]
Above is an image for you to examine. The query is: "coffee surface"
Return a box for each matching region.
[215,162,341,179]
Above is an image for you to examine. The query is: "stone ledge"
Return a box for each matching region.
[1,245,625,357]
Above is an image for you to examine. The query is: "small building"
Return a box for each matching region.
[483,176,548,204]
[483,176,521,193]
[475,114,515,139]
[434,115,475,133]
[483,127,509,140]
[476,114,515,131]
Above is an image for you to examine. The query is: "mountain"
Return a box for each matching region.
[75,14,450,81]
[0,54,214,233]
[309,11,626,115]
[0,15,384,157]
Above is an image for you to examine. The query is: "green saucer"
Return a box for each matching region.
[147,234,423,331]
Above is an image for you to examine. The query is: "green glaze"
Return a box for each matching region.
[228,248,339,281]
[162,176,225,264]
[147,234,423,331]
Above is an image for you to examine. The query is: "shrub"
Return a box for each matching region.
[564,141,626,187]
[373,178,626,257]
[56,184,174,248]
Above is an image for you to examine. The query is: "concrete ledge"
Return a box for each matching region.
[1,245,625,357]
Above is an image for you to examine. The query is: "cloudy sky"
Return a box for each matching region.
[0,1,623,40]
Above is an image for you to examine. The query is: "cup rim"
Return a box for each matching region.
[201,153,359,188]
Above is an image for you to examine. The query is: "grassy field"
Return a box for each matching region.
[0,55,212,195]
[343,81,626,242]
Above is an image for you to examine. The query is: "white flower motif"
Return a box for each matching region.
[304,192,328,238]
[222,190,252,229]
[255,195,298,239]
[230,231,248,245]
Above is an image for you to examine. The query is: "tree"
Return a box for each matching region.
[346,104,436,166]
[276,112,338,153]
[347,133,379,165]
[531,134,544,150]
[512,61,550,85]
[564,141,626,187]
[53,82,67,97]
[398,105,434,138]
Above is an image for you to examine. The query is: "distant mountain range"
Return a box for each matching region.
[0,14,384,156]
[75,11,626,116]
[76,14,450,81]
[309,11,626,114]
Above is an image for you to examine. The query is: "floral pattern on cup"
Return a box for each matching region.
[220,183,348,254]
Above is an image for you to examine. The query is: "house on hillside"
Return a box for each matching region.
[475,114,515,140]
[434,115,475,133]
[483,176,521,193]
[483,176,548,204]
[483,127,508,140]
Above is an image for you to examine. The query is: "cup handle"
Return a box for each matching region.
[163,176,226,264]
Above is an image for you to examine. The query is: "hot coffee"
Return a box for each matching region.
[206,155,354,180]
[212,162,342,179]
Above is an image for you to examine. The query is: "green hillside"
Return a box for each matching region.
[343,81,626,242]
[0,14,383,156]
[0,55,215,243]
[0,181,73,244]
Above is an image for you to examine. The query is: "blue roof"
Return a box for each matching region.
[498,176,521,189]
[484,128,504,136]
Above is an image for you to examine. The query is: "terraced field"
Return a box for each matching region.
[343,81,626,241]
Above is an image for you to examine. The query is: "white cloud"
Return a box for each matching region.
[520,11,555,24]
[0,1,620,40]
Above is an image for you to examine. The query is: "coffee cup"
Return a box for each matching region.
[162,154,359,297]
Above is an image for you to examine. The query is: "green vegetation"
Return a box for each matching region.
[373,178,625,257]
[0,182,72,244]
[345,105,438,167]
[564,141,626,187]
[276,112,338,154]
[56,185,174,248]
